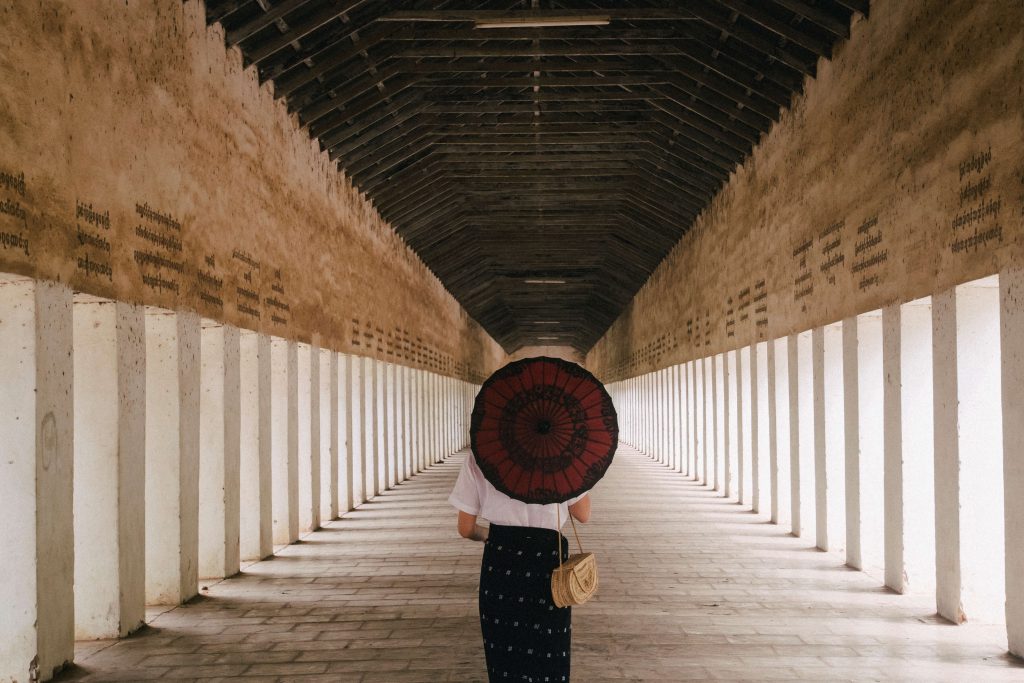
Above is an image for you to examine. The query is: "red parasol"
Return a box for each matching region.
[470,357,618,504]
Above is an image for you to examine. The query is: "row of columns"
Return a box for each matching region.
[0,275,478,683]
[609,270,1023,658]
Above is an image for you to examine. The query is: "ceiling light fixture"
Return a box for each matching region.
[474,15,611,29]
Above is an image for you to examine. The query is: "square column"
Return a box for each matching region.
[198,322,241,579]
[295,343,314,533]
[318,348,333,523]
[339,354,354,513]
[786,333,802,536]
[933,280,1005,624]
[348,354,364,506]
[270,338,297,546]
[390,364,402,486]
[818,323,846,554]
[754,342,770,515]
[332,353,346,516]
[794,332,813,538]
[725,352,737,499]
[738,347,751,506]
[853,312,885,573]
[144,308,200,605]
[1000,264,1024,656]
[375,360,387,493]
[699,358,708,483]
[239,331,268,560]
[1,277,74,683]
[307,343,322,531]
[72,297,145,639]
[365,357,379,497]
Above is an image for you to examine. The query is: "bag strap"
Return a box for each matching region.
[556,504,585,572]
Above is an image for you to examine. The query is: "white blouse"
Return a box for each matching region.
[448,454,586,531]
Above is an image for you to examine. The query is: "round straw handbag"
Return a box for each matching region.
[551,506,598,608]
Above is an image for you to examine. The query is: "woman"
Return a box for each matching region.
[449,452,591,683]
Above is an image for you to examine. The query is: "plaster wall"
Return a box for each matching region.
[587,0,1024,380]
[0,1,504,383]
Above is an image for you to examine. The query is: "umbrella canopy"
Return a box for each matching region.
[470,356,618,504]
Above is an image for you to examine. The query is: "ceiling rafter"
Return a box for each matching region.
[203,0,859,352]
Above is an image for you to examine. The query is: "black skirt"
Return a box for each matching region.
[479,524,572,683]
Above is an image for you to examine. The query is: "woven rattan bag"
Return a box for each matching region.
[551,506,598,608]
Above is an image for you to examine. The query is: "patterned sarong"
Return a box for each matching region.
[479,523,572,682]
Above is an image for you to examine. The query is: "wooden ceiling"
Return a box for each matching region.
[203,0,864,353]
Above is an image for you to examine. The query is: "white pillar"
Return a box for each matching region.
[785,334,800,531]
[349,355,364,505]
[725,351,736,499]
[308,343,322,531]
[819,323,846,553]
[73,296,146,639]
[933,279,1004,624]
[1000,264,1024,656]
[754,342,770,515]
[375,360,387,493]
[239,331,265,560]
[332,353,346,515]
[0,277,74,682]
[738,347,751,506]
[699,358,708,483]
[853,312,885,573]
[689,361,697,478]
[296,343,315,532]
[402,366,413,480]
[256,334,273,558]
[198,322,240,579]
[270,339,297,546]
[318,348,333,523]
[794,331,812,538]
[144,308,200,605]
[366,357,379,496]
[842,317,862,568]
[391,363,403,486]
[340,353,354,513]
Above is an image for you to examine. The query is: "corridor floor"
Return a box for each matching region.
[62,446,1022,682]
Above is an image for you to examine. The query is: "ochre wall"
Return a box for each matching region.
[587,0,1024,381]
[0,0,505,382]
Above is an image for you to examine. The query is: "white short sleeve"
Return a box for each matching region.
[448,455,481,515]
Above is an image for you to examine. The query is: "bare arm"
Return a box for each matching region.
[568,495,591,523]
[457,511,489,542]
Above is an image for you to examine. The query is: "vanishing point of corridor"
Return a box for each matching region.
[62,447,1020,682]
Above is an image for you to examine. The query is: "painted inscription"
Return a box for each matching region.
[851,214,887,290]
[133,202,182,294]
[818,219,845,286]
[75,199,112,281]
[0,168,30,257]
[792,237,813,310]
[197,253,224,309]
[232,248,261,319]
[753,279,768,337]
[265,268,289,326]
[951,145,1002,253]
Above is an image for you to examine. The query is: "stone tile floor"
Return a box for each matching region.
[60,446,1023,682]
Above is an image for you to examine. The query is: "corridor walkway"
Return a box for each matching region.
[63,447,1021,682]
